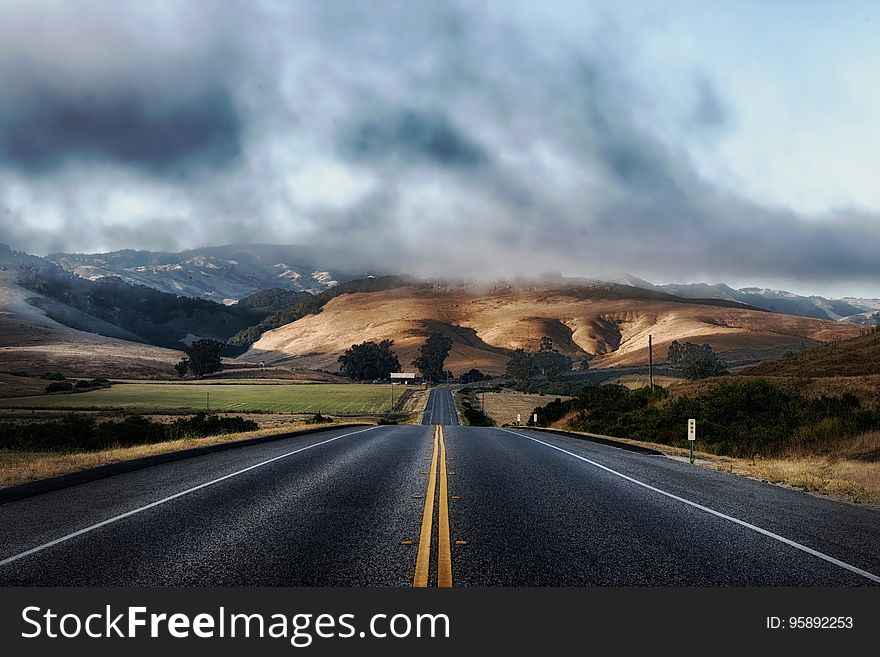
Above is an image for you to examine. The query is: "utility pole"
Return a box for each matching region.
[390,382,395,412]
[648,334,654,390]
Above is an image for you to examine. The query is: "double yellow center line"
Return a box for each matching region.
[413,425,452,587]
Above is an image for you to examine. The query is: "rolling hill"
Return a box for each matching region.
[742,328,880,378]
[0,269,182,379]
[240,283,863,375]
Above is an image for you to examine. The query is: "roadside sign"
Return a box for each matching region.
[688,419,696,441]
[533,414,538,424]
[517,413,521,424]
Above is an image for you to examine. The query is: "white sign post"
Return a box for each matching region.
[517,413,521,425]
[533,413,538,425]
[687,419,696,464]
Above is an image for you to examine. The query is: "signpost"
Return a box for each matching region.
[533,413,538,425]
[688,418,696,464]
[517,413,521,425]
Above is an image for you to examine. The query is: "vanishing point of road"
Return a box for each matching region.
[1,388,878,586]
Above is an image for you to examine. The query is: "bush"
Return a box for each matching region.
[44,381,73,393]
[0,413,259,452]
[304,413,334,425]
[40,371,65,381]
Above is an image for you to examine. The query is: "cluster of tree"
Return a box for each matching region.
[666,340,728,379]
[0,413,258,452]
[337,340,401,380]
[15,264,259,349]
[234,288,311,315]
[412,333,453,382]
[176,339,224,379]
[505,336,573,382]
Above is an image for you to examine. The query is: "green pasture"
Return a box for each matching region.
[0,383,396,414]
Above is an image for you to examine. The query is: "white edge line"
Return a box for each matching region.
[501,429,880,585]
[0,425,382,568]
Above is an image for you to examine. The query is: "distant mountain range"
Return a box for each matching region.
[608,275,880,325]
[7,242,880,325]
[47,244,376,303]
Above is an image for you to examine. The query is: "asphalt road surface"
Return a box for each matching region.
[1,388,878,586]
[421,386,459,426]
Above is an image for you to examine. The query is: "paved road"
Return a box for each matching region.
[421,386,458,425]
[0,389,878,586]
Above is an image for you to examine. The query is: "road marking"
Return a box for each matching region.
[413,426,439,587]
[437,425,452,587]
[0,426,381,568]
[502,429,880,584]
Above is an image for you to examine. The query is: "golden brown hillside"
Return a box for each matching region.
[240,284,861,375]
[742,329,880,378]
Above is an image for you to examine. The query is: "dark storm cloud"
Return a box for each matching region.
[0,87,242,177]
[340,109,489,169]
[0,0,877,295]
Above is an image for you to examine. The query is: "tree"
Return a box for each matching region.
[174,360,190,379]
[506,337,572,382]
[184,339,224,378]
[337,340,401,380]
[667,340,728,379]
[532,336,572,378]
[412,333,453,382]
[460,368,490,384]
[505,348,534,382]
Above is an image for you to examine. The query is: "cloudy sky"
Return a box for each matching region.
[0,0,878,296]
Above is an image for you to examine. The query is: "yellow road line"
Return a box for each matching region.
[437,425,453,587]
[413,425,439,587]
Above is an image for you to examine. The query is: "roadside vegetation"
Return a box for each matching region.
[454,389,494,426]
[531,379,880,459]
[0,413,258,452]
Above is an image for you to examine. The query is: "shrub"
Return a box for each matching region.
[304,413,334,425]
[530,379,880,458]
[44,381,73,393]
[40,371,65,381]
[0,413,259,452]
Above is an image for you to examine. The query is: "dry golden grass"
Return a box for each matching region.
[0,419,375,489]
[603,374,684,389]
[398,387,430,423]
[241,285,859,375]
[0,373,50,398]
[481,391,570,426]
[742,329,880,378]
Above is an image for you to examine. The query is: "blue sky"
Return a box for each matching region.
[0,0,878,297]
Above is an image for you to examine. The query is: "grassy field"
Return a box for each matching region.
[481,391,571,426]
[0,383,397,414]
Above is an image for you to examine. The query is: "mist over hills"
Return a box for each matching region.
[37,243,880,325]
